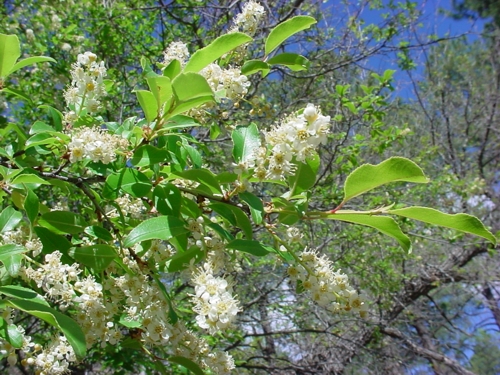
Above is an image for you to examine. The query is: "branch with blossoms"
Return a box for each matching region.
[0,2,496,374]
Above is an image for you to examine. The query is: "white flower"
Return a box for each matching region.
[163,41,190,67]
[233,1,266,36]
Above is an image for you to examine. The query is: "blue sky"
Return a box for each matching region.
[355,0,488,99]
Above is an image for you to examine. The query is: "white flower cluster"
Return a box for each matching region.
[22,251,118,349]
[32,335,76,375]
[107,194,145,219]
[0,308,34,367]
[64,51,107,120]
[68,126,128,164]
[1,226,43,258]
[287,249,368,318]
[201,63,251,102]
[162,41,190,67]
[245,104,330,180]
[191,264,240,334]
[232,1,266,36]
[23,251,80,309]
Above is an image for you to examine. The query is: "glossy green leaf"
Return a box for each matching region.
[162,59,181,80]
[172,72,213,102]
[167,246,204,272]
[288,154,319,195]
[0,317,23,349]
[388,206,497,245]
[168,95,214,117]
[153,184,182,216]
[0,34,20,78]
[0,206,22,233]
[24,188,39,224]
[265,16,317,55]
[171,169,222,195]
[324,212,411,251]
[84,226,114,241]
[146,76,172,108]
[343,157,428,202]
[131,145,169,167]
[239,191,264,225]
[136,90,158,123]
[0,299,86,359]
[34,227,73,259]
[108,168,152,198]
[0,244,26,276]
[69,244,118,272]
[241,59,270,76]
[0,285,49,306]
[123,216,188,248]
[226,239,272,256]
[267,52,310,71]
[163,115,200,131]
[10,56,56,75]
[210,203,253,239]
[232,123,260,164]
[10,174,50,185]
[38,211,88,235]
[168,356,205,375]
[184,32,253,72]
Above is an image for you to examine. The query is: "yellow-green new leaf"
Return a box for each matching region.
[343,157,429,202]
[324,212,411,251]
[388,206,497,245]
[0,34,20,79]
[184,32,253,73]
[265,16,317,55]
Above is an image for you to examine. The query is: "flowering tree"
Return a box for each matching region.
[0,2,497,374]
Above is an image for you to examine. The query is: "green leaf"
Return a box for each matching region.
[163,115,200,131]
[38,105,63,131]
[0,34,20,78]
[69,244,118,272]
[162,59,181,80]
[226,239,271,256]
[168,355,205,375]
[167,246,204,272]
[0,244,26,276]
[0,320,24,349]
[146,76,172,108]
[288,153,319,195]
[343,157,429,202]
[239,191,264,225]
[210,203,253,239]
[0,206,22,233]
[131,145,168,167]
[0,285,49,306]
[38,211,88,235]
[388,206,497,245]
[123,216,188,248]
[84,226,114,241]
[108,168,152,198]
[10,56,56,75]
[153,184,181,216]
[24,188,39,225]
[34,227,72,255]
[265,16,317,55]
[171,169,222,195]
[136,90,158,123]
[172,72,213,102]
[241,60,270,76]
[1,87,32,103]
[184,32,253,72]
[1,299,86,359]
[267,52,310,71]
[232,123,261,164]
[10,174,50,185]
[168,95,214,117]
[325,212,411,251]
